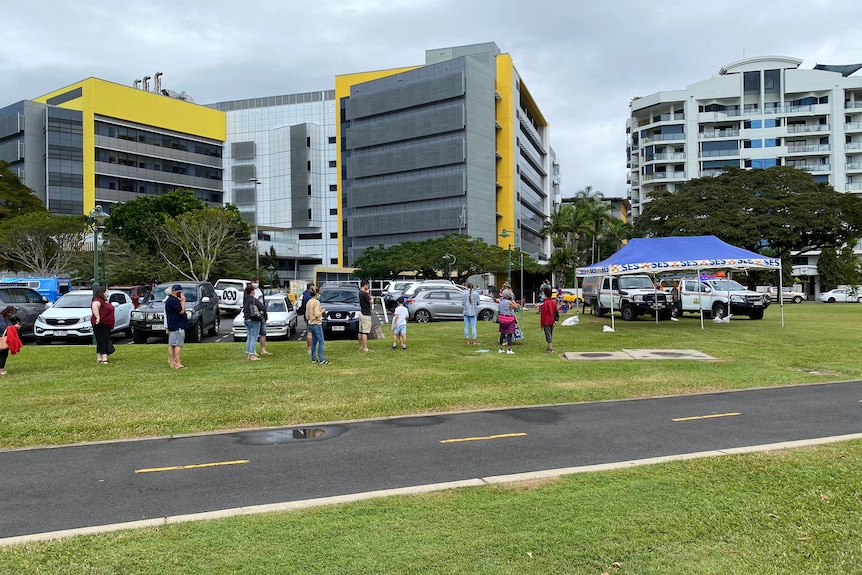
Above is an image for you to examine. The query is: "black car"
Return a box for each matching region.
[319,283,361,338]
[0,286,49,338]
[130,281,220,343]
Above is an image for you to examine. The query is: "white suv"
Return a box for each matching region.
[213,279,251,315]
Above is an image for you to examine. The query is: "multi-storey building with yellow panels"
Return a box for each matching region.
[0,77,225,216]
[336,42,559,267]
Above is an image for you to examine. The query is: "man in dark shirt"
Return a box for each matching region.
[298,282,314,355]
[165,284,187,369]
[358,279,373,352]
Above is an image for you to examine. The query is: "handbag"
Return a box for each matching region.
[0,330,7,351]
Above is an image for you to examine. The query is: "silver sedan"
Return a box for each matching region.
[407,289,497,323]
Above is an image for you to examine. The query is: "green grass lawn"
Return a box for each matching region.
[1,303,859,449]
[1,303,860,573]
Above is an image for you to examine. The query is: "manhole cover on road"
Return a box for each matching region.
[235,426,343,445]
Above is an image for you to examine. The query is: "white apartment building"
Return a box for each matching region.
[627,55,862,219]
[627,56,862,295]
[208,91,339,286]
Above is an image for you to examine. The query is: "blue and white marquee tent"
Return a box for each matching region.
[575,235,783,329]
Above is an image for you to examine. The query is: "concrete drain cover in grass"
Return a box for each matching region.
[561,349,716,361]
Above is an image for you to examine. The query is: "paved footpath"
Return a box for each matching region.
[2,380,861,544]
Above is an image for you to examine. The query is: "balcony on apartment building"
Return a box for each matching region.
[642,170,686,182]
[641,132,685,144]
[699,129,739,139]
[845,122,862,133]
[845,162,862,173]
[786,143,831,154]
[787,124,831,134]
[786,162,831,172]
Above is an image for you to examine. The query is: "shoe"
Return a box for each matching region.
[392,344,397,349]
[506,350,515,355]
[248,356,260,361]
[498,349,504,354]
[318,360,331,365]
[0,369,8,375]
[402,346,407,350]
[311,359,318,364]
[260,351,273,356]
[99,360,109,364]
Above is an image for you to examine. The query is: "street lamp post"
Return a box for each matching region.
[88,205,108,294]
[249,178,262,270]
[499,229,514,285]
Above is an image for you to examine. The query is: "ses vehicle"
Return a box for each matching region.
[319,283,361,337]
[213,279,252,315]
[673,278,769,319]
[232,294,298,341]
[0,286,48,338]
[34,289,134,344]
[582,274,672,321]
[130,281,220,343]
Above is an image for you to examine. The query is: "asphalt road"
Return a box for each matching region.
[2,380,860,543]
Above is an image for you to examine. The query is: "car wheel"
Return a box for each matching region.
[414,309,431,323]
[749,309,764,320]
[621,304,637,321]
[592,300,604,317]
[208,314,219,336]
[827,298,836,303]
[478,309,494,321]
[671,305,680,319]
[712,303,727,320]
[125,326,133,338]
[194,321,204,342]
[792,296,803,304]
[857,297,862,304]
[132,329,148,344]
[35,337,50,345]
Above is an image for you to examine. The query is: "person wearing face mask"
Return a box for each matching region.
[250,276,270,356]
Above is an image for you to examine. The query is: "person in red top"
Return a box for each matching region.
[0,306,23,375]
[540,286,558,354]
[91,286,116,364]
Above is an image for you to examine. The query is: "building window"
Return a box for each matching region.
[328,136,336,144]
[330,232,338,239]
[328,160,336,168]
[307,161,311,171]
[308,209,312,220]
[329,184,337,191]
[330,258,339,265]
[299,233,323,240]
[329,208,337,215]
[308,185,312,195]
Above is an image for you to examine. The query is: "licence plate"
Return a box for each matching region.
[151,325,165,330]
[332,325,345,332]
[55,330,67,336]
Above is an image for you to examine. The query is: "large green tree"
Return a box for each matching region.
[0,161,46,223]
[632,166,862,257]
[352,234,539,283]
[0,212,86,275]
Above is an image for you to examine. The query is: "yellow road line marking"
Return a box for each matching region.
[440,433,527,444]
[673,412,741,422]
[135,460,249,474]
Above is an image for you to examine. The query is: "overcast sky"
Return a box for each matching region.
[3,0,862,199]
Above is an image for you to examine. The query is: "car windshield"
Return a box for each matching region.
[54,294,92,308]
[147,284,198,303]
[267,300,286,313]
[709,280,745,291]
[215,281,245,291]
[618,277,654,290]
[320,289,359,304]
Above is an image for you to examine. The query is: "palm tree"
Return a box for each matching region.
[571,186,613,264]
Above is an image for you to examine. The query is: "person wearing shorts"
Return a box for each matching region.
[391,297,408,350]
[165,284,187,368]
[540,286,557,354]
[358,280,373,352]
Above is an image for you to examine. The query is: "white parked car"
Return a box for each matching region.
[232,294,298,341]
[817,288,862,303]
[35,289,134,344]
[214,278,251,315]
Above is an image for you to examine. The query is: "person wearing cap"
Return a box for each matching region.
[250,276,270,356]
[165,284,187,369]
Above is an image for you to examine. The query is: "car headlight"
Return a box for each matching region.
[631,295,643,302]
[186,310,193,319]
[131,311,143,320]
[37,314,45,323]
[80,314,91,324]
[270,320,286,327]
[730,295,745,303]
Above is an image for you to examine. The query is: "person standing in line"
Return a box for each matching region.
[90,286,116,364]
[305,286,329,364]
[243,284,265,361]
[0,306,23,376]
[391,296,408,350]
[358,279,373,352]
[250,276,270,356]
[497,292,520,354]
[164,284,187,369]
[540,286,558,354]
[461,282,480,346]
[298,282,314,355]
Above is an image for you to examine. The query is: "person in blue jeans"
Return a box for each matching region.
[461,282,481,345]
[243,285,265,361]
[305,286,329,365]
